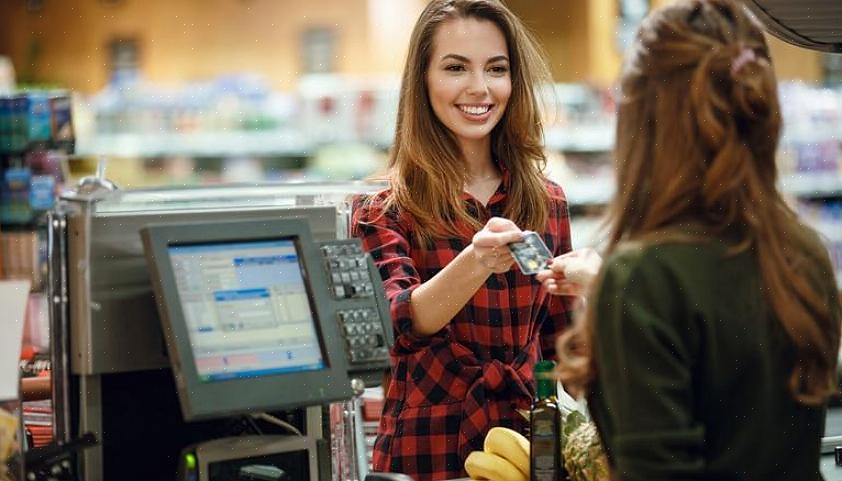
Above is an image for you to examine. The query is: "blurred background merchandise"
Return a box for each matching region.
[0,0,838,297]
[0,0,834,183]
[0,1,838,275]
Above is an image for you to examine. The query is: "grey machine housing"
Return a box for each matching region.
[141,217,353,421]
[49,183,387,481]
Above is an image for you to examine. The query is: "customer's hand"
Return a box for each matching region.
[471,217,523,274]
[536,247,602,297]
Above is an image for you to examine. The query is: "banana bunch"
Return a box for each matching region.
[464,427,530,481]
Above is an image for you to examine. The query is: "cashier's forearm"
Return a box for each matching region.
[409,244,491,337]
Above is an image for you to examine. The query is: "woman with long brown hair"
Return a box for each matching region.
[539,0,841,479]
[352,1,575,479]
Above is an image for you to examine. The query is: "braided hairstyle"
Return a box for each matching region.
[557,0,839,406]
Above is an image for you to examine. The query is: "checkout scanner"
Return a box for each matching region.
[47,183,393,481]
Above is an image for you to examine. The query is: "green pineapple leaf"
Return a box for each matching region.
[564,410,587,437]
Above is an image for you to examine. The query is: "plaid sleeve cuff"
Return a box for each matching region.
[390,284,447,353]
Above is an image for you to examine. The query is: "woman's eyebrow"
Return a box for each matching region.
[439,53,509,64]
[440,53,470,63]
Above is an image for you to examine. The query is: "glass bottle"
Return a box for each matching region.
[530,360,565,481]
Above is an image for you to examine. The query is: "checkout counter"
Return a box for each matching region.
[5,175,840,481]
[40,180,393,481]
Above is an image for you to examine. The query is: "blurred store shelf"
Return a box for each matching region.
[562,175,615,206]
[544,124,615,153]
[74,130,313,158]
[781,172,842,198]
[73,121,617,158]
[540,171,842,209]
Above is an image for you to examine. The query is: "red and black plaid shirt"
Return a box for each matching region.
[352,174,574,481]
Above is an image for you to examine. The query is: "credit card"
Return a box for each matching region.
[508,231,552,275]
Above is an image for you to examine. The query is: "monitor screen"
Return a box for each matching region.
[142,218,353,421]
[167,239,326,383]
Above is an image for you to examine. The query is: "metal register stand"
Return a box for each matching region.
[46,176,386,481]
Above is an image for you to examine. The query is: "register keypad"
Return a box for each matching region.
[318,238,393,378]
[336,308,390,364]
[321,243,375,299]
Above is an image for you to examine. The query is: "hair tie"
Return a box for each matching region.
[730,47,757,76]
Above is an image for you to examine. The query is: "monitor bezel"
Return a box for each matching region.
[142,218,353,421]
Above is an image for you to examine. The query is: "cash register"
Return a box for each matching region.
[141,217,394,481]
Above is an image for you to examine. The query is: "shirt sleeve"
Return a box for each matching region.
[540,188,575,360]
[351,194,444,353]
[592,251,705,481]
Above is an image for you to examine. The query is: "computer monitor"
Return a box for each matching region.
[141,218,353,421]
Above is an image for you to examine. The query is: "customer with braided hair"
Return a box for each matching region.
[539,0,842,479]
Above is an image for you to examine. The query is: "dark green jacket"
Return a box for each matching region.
[587,236,841,481]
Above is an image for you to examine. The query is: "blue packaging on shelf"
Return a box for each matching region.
[0,92,65,153]
[29,175,56,210]
[25,92,52,144]
[0,166,33,225]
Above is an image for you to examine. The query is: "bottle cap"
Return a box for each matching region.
[534,361,555,378]
[534,361,557,399]
[534,360,556,378]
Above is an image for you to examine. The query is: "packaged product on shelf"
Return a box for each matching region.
[22,93,52,147]
[28,176,55,211]
[0,91,73,155]
[0,151,63,226]
[0,166,32,225]
[778,82,842,178]
[23,150,64,184]
[49,93,75,153]
[297,74,399,148]
[0,231,41,290]
[10,96,28,153]
[792,141,840,173]
[0,97,11,153]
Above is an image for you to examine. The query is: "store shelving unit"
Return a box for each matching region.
[0,90,75,450]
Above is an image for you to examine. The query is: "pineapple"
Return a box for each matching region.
[562,418,609,481]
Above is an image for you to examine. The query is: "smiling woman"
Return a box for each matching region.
[426,17,512,173]
[351,1,577,481]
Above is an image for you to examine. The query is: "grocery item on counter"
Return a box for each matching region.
[464,450,527,481]
[531,360,565,481]
[483,427,529,477]
[563,419,609,481]
[0,407,18,467]
[464,427,529,481]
